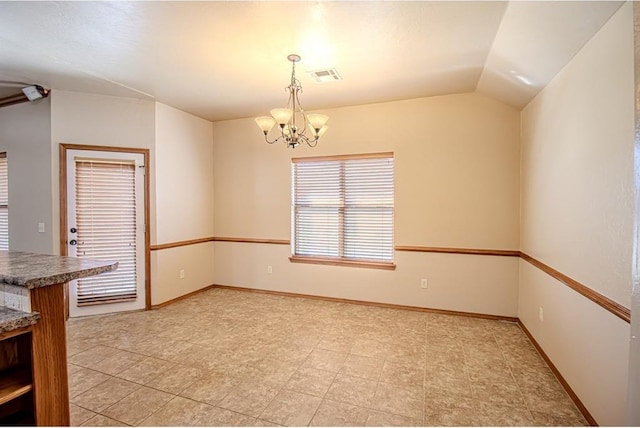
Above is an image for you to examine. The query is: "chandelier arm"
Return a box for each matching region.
[291,89,297,132]
[289,59,305,137]
[293,84,308,136]
[305,135,319,148]
[284,84,295,132]
[263,132,282,145]
[297,134,318,148]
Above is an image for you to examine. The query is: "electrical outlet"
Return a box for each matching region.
[38,222,45,233]
[267,265,273,274]
[179,269,185,279]
[539,306,544,322]
[420,278,428,289]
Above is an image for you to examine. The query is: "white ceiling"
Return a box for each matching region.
[0,1,623,121]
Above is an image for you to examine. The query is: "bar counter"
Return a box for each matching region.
[0,251,117,426]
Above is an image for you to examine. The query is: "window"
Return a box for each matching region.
[291,152,395,269]
[0,153,7,250]
[74,160,138,305]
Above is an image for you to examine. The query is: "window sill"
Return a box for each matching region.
[289,255,396,271]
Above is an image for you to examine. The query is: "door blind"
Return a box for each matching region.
[292,154,394,262]
[74,160,137,306]
[0,154,7,251]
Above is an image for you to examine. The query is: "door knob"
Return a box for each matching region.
[69,239,77,246]
[70,227,77,233]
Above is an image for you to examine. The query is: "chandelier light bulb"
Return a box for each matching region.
[306,113,329,131]
[310,125,328,138]
[255,116,276,134]
[270,108,293,126]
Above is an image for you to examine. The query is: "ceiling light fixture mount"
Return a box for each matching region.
[21,85,49,101]
[255,54,328,148]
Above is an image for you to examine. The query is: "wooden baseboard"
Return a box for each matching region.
[152,282,518,322]
[517,319,597,426]
[210,284,518,322]
[150,284,218,309]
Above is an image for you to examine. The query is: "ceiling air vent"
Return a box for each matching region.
[307,68,342,83]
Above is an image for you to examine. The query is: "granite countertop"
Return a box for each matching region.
[0,306,40,333]
[0,251,118,289]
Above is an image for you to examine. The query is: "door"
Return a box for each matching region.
[66,149,146,317]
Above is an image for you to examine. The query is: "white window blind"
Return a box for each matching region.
[292,153,394,262]
[0,153,7,251]
[75,160,137,306]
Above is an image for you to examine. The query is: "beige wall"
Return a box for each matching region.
[0,98,53,253]
[519,261,630,424]
[213,93,521,317]
[50,92,216,306]
[519,2,634,425]
[153,103,214,305]
[50,90,157,252]
[214,243,519,315]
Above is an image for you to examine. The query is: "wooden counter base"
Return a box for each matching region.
[30,283,69,426]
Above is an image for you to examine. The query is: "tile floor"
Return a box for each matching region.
[66,288,587,427]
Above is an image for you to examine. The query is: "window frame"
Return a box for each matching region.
[290,152,396,270]
[0,152,8,251]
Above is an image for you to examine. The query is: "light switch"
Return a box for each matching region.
[38,222,45,233]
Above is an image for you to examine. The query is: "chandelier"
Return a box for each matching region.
[255,54,329,148]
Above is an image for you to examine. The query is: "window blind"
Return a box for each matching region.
[292,154,394,262]
[0,154,7,251]
[74,160,137,306]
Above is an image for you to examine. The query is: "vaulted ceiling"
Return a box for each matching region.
[0,1,623,121]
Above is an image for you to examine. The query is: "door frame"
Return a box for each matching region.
[59,143,151,311]
[629,3,640,424]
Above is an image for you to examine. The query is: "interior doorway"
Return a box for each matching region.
[60,144,150,316]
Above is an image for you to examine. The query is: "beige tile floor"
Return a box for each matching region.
[66,288,587,427]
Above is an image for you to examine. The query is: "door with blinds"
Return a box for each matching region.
[66,149,146,317]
